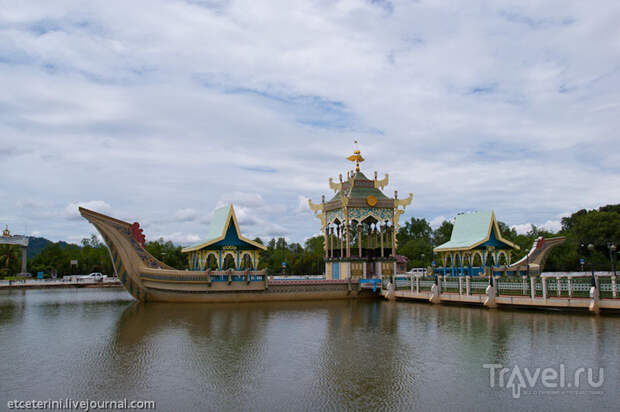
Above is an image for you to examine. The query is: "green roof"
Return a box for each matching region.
[434,211,518,252]
[204,205,230,242]
[329,172,389,202]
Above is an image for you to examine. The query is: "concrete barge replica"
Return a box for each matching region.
[79,207,378,303]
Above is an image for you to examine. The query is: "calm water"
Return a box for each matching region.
[0,289,618,411]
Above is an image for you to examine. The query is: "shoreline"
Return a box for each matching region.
[0,278,123,290]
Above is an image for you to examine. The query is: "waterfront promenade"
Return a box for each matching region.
[0,277,122,290]
[387,272,620,313]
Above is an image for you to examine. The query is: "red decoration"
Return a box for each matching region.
[536,237,545,249]
[131,222,146,248]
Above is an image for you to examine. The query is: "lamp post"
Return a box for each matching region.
[608,243,617,277]
[588,243,596,287]
[432,260,437,285]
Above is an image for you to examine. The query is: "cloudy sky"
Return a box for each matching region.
[1,0,620,245]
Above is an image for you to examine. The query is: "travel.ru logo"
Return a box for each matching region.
[483,363,604,399]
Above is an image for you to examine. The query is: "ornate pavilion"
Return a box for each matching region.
[181,204,266,271]
[433,210,519,276]
[309,147,412,280]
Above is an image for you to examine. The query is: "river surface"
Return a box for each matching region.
[0,288,618,411]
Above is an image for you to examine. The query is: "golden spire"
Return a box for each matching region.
[346,140,365,172]
[2,225,10,237]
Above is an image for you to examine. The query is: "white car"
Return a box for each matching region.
[80,272,107,280]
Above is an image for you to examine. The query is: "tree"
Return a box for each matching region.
[433,221,453,246]
[0,244,21,275]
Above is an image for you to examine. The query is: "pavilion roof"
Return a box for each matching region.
[433,211,519,252]
[181,204,266,253]
[328,171,390,204]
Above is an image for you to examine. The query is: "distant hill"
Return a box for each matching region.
[26,237,73,259]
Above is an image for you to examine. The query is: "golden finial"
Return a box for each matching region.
[2,225,10,237]
[346,140,365,172]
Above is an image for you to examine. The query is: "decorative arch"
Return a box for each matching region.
[239,252,254,270]
[206,253,218,270]
[472,251,484,267]
[454,252,463,276]
[497,250,509,266]
[484,249,496,267]
[462,253,471,266]
[222,252,237,270]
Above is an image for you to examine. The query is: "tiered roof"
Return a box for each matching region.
[325,171,395,211]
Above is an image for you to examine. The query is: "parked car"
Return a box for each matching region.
[80,272,107,280]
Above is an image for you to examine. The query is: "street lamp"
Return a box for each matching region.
[608,243,617,277]
[588,243,596,287]
[432,259,437,285]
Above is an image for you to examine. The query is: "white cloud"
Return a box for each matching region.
[511,224,534,235]
[173,208,199,222]
[216,192,266,209]
[63,201,112,220]
[153,232,201,245]
[296,195,311,214]
[511,220,562,235]
[429,215,448,229]
[1,1,619,243]
[540,220,563,233]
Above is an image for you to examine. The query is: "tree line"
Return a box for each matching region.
[2,204,618,278]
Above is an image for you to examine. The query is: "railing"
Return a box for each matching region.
[389,273,619,300]
[359,278,382,292]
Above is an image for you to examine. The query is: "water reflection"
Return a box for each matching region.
[1,290,619,411]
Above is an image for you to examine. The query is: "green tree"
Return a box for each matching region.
[433,221,453,246]
[0,244,21,275]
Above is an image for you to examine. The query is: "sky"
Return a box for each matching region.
[1,0,620,245]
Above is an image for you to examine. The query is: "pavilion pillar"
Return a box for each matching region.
[329,226,334,259]
[391,222,396,258]
[380,224,385,258]
[358,223,363,258]
[21,247,27,274]
[372,226,377,251]
[339,225,343,258]
[345,222,351,258]
[324,225,329,259]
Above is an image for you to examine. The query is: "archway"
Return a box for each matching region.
[484,250,496,275]
[240,253,253,270]
[463,253,471,276]
[206,254,218,270]
[444,253,453,276]
[454,253,462,276]
[223,254,236,270]
[472,252,483,276]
